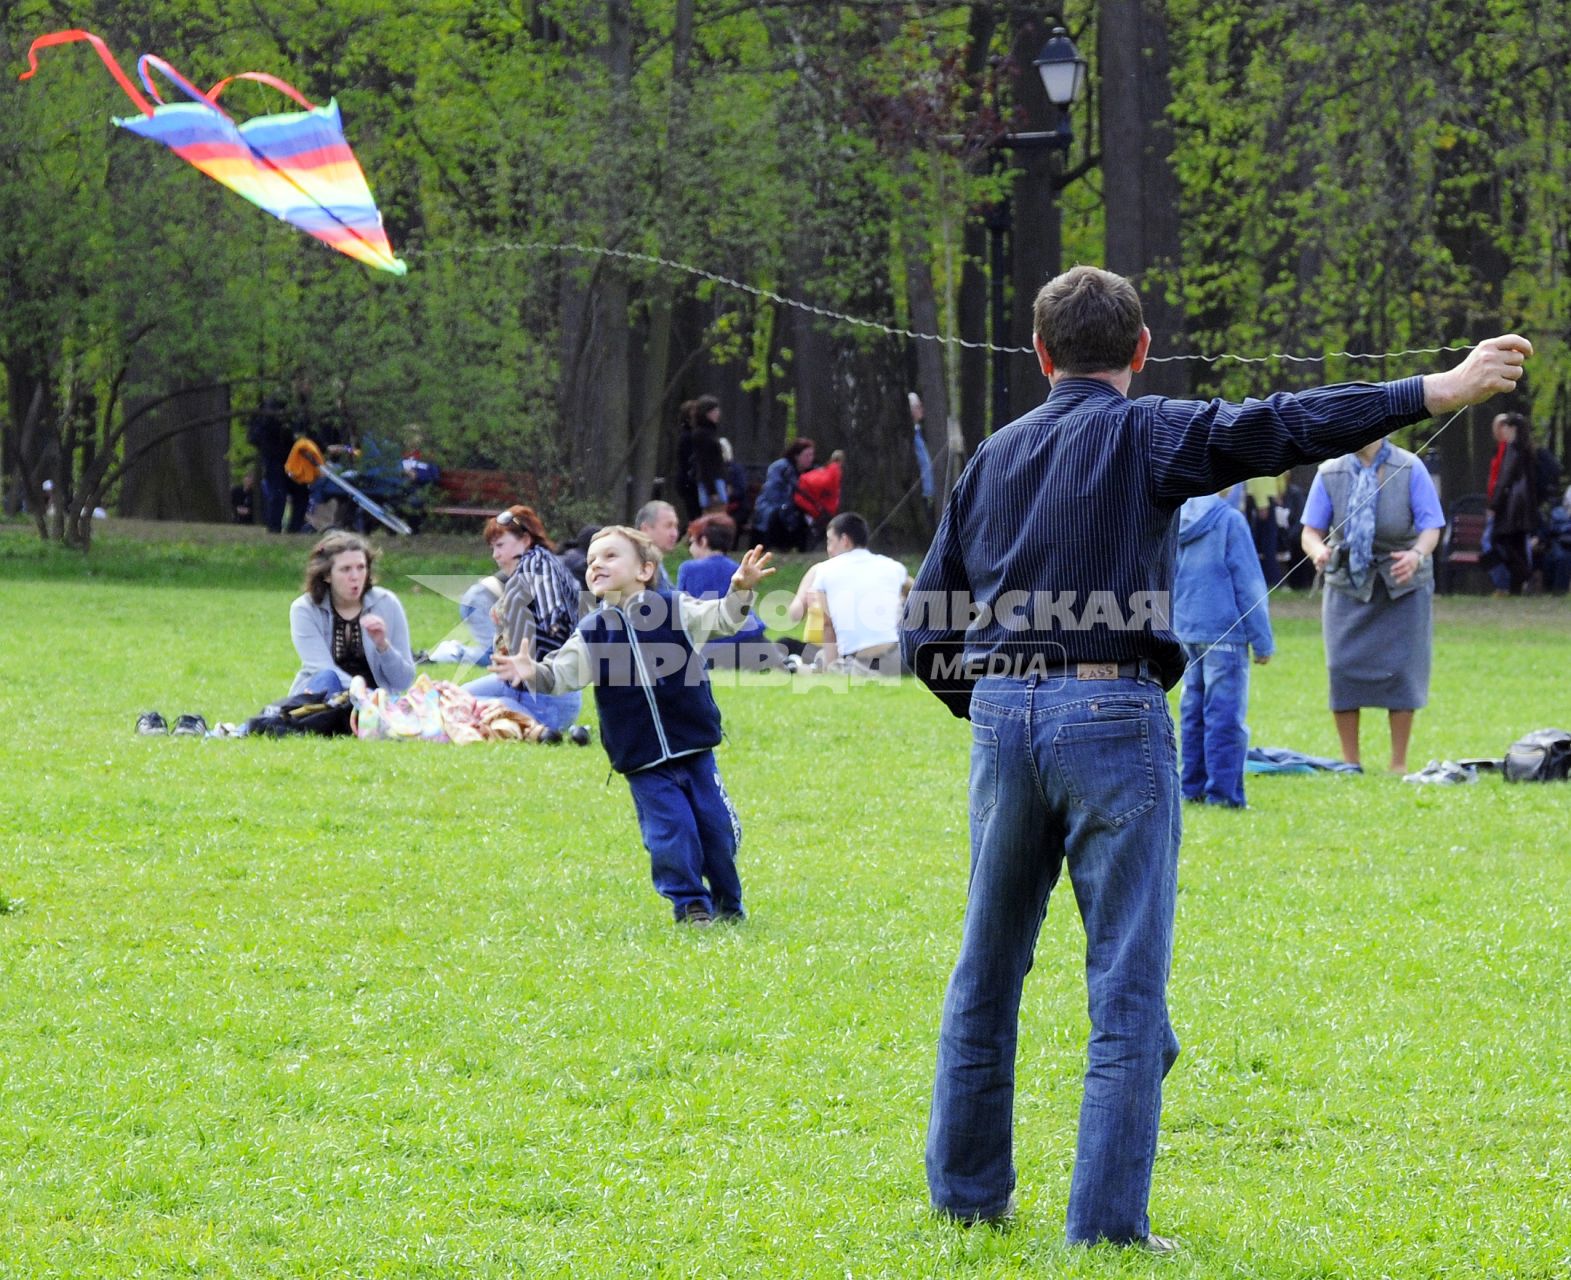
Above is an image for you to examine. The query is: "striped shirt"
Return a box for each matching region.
[494,544,585,658]
[900,375,1429,716]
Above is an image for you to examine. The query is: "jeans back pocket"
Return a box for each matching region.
[1052,715,1156,827]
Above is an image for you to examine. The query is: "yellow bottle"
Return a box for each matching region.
[804,602,825,646]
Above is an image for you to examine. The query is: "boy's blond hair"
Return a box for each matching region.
[588,524,661,583]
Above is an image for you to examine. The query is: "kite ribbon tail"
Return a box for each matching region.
[206,71,319,112]
[136,54,231,118]
[17,29,155,116]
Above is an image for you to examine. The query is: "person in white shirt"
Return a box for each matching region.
[789,512,913,675]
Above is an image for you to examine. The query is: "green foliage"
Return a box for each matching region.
[1167,0,1571,427]
[2,529,1569,1275]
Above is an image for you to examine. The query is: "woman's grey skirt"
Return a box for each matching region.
[1323,577,1433,711]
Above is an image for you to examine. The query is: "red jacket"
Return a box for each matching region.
[794,460,842,521]
[1487,439,1507,499]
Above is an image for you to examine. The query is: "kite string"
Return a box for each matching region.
[1178,404,1470,681]
[408,239,1472,367]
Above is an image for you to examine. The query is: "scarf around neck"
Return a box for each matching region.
[1345,439,1393,588]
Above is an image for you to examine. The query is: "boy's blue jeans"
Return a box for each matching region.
[625,751,744,919]
[927,673,1181,1245]
[1178,642,1250,808]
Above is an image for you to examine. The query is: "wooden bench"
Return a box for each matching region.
[429,468,546,520]
[1439,494,1490,593]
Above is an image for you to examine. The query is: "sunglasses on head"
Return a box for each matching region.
[495,509,518,527]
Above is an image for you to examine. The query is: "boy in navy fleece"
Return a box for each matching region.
[491,526,774,925]
[1173,491,1275,807]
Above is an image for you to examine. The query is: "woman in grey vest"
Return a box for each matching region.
[1299,437,1446,773]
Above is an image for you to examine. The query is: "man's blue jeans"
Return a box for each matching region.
[927,672,1181,1245]
[1178,642,1250,808]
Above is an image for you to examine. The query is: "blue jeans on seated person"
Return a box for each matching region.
[927,672,1181,1245]
[461,675,582,733]
[1178,641,1250,808]
[299,669,348,696]
[625,751,743,919]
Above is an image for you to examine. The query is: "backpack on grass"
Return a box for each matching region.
[1502,729,1571,783]
[243,691,354,738]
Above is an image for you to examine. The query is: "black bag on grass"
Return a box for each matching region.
[243,691,354,738]
[1502,729,1571,783]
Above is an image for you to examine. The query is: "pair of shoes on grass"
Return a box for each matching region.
[136,711,206,737]
[1401,759,1477,785]
[534,726,592,746]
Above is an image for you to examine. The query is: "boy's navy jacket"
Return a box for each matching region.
[1172,495,1274,656]
[528,585,754,774]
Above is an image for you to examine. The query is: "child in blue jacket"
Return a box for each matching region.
[492,526,775,925]
[1173,493,1275,807]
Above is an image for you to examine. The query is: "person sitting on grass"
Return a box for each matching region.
[289,531,415,697]
[789,512,912,676]
[490,526,775,927]
[456,506,586,735]
[1173,490,1275,807]
[677,513,789,671]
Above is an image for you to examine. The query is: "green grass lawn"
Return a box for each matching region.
[1,524,1568,1278]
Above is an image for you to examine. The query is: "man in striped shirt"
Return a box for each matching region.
[901,265,1529,1252]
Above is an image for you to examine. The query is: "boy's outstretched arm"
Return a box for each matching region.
[490,649,536,687]
[489,631,593,696]
[731,545,777,592]
[679,547,776,649]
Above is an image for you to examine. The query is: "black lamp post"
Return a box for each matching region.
[987,24,1088,433]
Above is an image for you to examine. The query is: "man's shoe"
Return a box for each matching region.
[936,1192,1015,1228]
[172,713,208,737]
[135,711,168,736]
[568,725,591,746]
[1136,1233,1180,1257]
[713,904,746,923]
[677,904,713,927]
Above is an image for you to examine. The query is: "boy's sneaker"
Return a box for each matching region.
[171,713,208,737]
[713,903,746,923]
[677,904,714,927]
[568,725,591,746]
[135,711,168,736]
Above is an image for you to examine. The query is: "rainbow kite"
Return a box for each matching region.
[20,30,407,276]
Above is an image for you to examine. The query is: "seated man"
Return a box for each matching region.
[789,512,912,675]
[636,499,681,590]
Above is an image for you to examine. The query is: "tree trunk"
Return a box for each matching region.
[630,0,695,513]
[1005,17,1060,425]
[902,217,954,518]
[564,1,635,516]
[116,383,232,523]
[1099,0,1188,399]
[955,4,996,452]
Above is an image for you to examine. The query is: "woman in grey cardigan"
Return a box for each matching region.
[289,531,416,697]
[1299,438,1446,773]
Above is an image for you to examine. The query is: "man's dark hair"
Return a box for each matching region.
[827,512,869,547]
[1032,266,1144,375]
